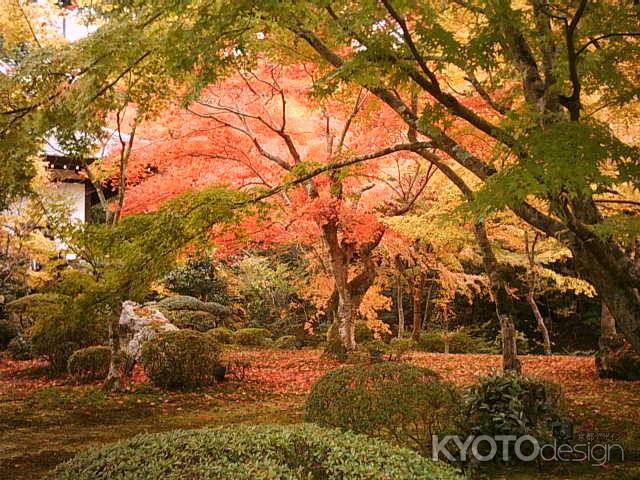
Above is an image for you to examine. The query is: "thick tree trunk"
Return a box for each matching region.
[103,304,126,392]
[474,222,522,374]
[336,293,356,350]
[527,291,552,355]
[411,285,423,341]
[601,303,617,337]
[595,302,627,378]
[571,242,640,355]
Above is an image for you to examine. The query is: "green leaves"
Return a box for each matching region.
[473,120,639,216]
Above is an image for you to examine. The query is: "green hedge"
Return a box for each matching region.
[164,310,218,331]
[141,330,221,389]
[207,327,234,344]
[46,424,462,480]
[304,362,463,455]
[232,328,272,346]
[417,329,495,354]
[273,335,297,349]
[67,346,111,380]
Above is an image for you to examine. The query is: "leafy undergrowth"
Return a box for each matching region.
[1,350,639,480]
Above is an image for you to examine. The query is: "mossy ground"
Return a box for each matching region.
[1,350,638,479]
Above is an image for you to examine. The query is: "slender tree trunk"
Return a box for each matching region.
[411,285,423,341]
[527,291,552,355]
[103,304,125,392]
[397,275,405,338]
[474,222,521,374]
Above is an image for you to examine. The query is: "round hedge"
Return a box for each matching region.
[141,330,221,389]
[232,327,272,346]
[304,362,463,455]
[67,346,111,380]
[46,424,462,480]
[207,326,234,344]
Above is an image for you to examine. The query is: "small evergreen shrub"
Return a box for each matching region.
[165,310,218,331]
[30,303,107,372]
[465,373,564,452]
[388,337,416,361]
[364,339,388,362]
[354,320,373,343]
[67,346,111,380]
[232,328,272,346]
[164,254,229,303]
[207,327,234,344]
[46,424,462,480]
[304,362,464,454]
[156,295,229,316]
[273,335,297,349]
[418,328,495,354]
[141,330,222,389]
[6,293,67,331]
[7,335,33,360]
[0,320,18,350]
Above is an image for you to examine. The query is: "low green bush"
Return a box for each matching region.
[0,320,18,350]
[6,335,32,360]
[418,328,495,354]
[156,295,230,317]
[164,310,218,331]
[29,303,107,372]
[232,327,272,346]
[207,326,234,344]
[67,346,111,380]
[354,320,373,342]
[273,335,297,349]
[388,337,416,361]
[46,424,462,480]
[141,330,221,389]
[304,362,464,455]
[465,373,564,459]
[6,293,67,331]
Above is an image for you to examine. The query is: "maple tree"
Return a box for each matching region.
[118,64,436,349]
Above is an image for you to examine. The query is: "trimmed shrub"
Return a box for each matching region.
[141,330,221,389]
[6,293,66,331]
[67,346,111,380]
[156,295,229,316]
[355,320,373,342]
[46,424,462,480]
[273,335,297,349]
[304,362,464,454]
[29,303,107,372]
[418,328,495,354]
[7,335,32,360]
[164,310,218,331]
[207,327,234,344]
[465,373,564,455]
[388,337,416,361]
[232,327,272,346]
[0,320,18,350]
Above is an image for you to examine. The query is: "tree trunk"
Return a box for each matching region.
[601,303,617,337]
[336,293,356,350]
[571,241,640,355]
[397,275,404,338]
[595,302,625,378]
[411,285,423,341]
[474,222,522,374]
[103,304,126,392]
[527,291,552,355]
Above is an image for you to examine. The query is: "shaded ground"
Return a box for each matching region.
[1,350,638,479]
